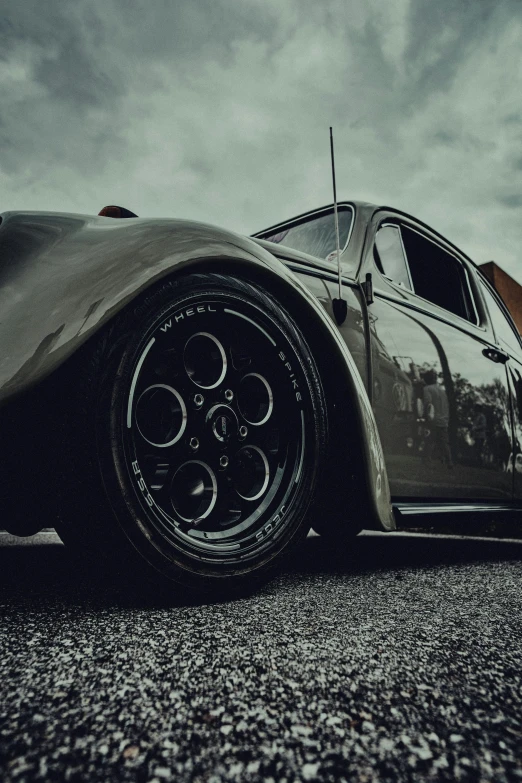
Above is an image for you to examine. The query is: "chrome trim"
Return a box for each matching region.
[464,266,480,327]
[253,203,356,261]
[379,222,415,293]
[127,337,155,428]
[478,278,522,354]
[373,218,480,328]
[395,502,516,516]
[373,206,479,277]
[400,223,479,327]
[373,287,489,338]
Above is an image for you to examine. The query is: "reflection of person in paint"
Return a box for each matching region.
[423,369,453,467]
[471,405,488,466]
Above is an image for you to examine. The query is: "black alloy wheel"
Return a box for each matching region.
[53,273,327,594]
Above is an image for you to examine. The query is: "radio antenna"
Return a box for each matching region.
[330,127,347,325]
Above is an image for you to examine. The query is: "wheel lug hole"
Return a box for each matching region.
[189,437,199,451]
[224,389,234,402]
[194,394,204,408]
[219,455,229,470]
[239,425,248,440]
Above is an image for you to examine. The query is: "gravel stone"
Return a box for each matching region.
[0,529,521,782]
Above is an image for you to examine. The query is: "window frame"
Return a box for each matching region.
[477,273,522,355]
[371,217,480,328]
[374,222,414,291]
[253,204,355,261]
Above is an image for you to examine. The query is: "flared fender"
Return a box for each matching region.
[0,210,393,530]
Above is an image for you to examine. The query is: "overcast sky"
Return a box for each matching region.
[2,1,522,279]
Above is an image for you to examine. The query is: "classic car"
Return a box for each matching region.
[1,201,521,594]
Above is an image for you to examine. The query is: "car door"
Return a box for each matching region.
[478,277,522,499]
[364,213,513,501]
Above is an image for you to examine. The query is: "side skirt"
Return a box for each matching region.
[393,501,522,538]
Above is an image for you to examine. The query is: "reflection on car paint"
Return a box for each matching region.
[368,298,512,499]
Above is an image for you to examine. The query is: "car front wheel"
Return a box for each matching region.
[53,273,327,595]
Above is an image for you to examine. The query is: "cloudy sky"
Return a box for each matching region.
[2,1,522,279]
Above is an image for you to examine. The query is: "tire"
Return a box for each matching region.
[53,273,327,595]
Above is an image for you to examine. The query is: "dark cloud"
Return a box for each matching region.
[1,0,522,278]
[497,194,522,208]
[404,0,496,96]
[503,113,522,125]
[0,3,125,109]
[431,131,457,146]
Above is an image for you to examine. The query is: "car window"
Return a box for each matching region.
[480,280,521,355]
[260,208,352,261]
[374,224,412,289]
[399,225,477,324]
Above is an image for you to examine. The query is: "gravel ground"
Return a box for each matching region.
[0,529,521,783]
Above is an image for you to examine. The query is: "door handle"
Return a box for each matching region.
[482,346,510,364]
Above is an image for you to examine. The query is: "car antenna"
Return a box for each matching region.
[330,127,347,325]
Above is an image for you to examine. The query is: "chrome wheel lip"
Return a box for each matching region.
[135,383,187,448]
[183,331,228,390]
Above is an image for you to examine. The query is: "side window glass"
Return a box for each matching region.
[480,281,521,355]
[400,226,476,323]
[374,225,412,289]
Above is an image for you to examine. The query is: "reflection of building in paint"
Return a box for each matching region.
[479,262,522,333]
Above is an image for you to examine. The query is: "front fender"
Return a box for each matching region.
[0,211,291,398]
[0,210,393,531]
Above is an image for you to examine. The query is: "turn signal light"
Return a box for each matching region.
[98,205,138,218]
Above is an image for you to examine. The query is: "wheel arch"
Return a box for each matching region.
[170,256,395,533]
[0,212,393,533]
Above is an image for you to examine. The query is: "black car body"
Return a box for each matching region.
[1,201,521,592]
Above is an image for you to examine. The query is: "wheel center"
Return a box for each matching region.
[206,404,238,443]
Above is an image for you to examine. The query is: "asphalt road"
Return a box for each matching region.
[1,528,522,783]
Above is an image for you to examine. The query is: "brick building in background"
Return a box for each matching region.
[479,261,522,334]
